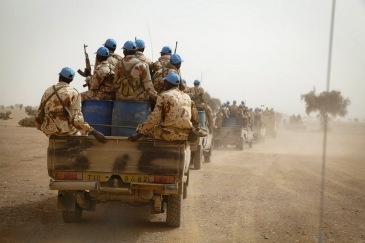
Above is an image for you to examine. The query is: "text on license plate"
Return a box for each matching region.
[83,173,109,182]
[121,174,149,183]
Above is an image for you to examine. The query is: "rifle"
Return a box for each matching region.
[77,44,91,80]
[174,41,178,54]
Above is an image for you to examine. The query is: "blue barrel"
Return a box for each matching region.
[111,100,151,136]
[82,100,114,136]
[198,111,206,128]
[225,118,237,126]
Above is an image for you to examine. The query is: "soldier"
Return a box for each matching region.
[215,103,229,128]
[225,101,231,112]
[35,67,105,143]
[135,39,153,70]
[229,100,239,118]
[188,80,214,132]
[263,107,270,115]
[151,46,172,76]
[81,47,116,101]
[114,41,158,101]
[152,53,186,93]
[128,72,197,141]
[270,108,275,115]
[94,38,122,69]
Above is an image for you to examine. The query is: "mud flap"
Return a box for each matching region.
[57,191,76,211]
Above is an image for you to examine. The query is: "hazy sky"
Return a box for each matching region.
[1,0,364,119]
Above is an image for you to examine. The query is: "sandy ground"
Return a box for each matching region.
[0,109,364,243]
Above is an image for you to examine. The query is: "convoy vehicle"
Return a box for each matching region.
[47,100,190,227]
[262,114,277,138]
[213,118,253,150]
[190,109,213,169]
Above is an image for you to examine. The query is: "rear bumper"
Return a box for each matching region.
[49,180,179,194]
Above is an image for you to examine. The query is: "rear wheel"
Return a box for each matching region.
[166,194,182,227]
[204,148,211,163]
[62,203,83,223]
[193,145,203,169]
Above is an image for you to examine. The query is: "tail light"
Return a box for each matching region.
[150,175,175,184]
[56,172,82,180]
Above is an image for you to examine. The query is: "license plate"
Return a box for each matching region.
[121,174,149,183]
[83,173,109,182]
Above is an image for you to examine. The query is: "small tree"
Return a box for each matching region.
[353,118,359,123]
[301,87,350,129]
[10,105,14,109]
[25,106,36,116]
[205,92,221,113]
[0,105,4,109]
[19,104,23,110]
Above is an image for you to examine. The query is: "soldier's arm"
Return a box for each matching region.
[140,63,158,101]
[136,95,164,134]
[68,92,94,135]
[190,100,198,124]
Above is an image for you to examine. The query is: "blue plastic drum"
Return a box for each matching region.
[198,111,206,128]
[82,100,114,136]
[111,100,151,136]
[225,118,237,126]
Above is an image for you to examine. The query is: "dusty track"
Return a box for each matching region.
[1,109,364,242]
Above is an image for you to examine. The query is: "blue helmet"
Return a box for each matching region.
[249,108,253,111]
[182,79,186,84]
[104,39,117,49]
[135,39,145,49]
[122,41,136,51]
[161,46,172,54]
[95,47,110,57]
[59,67,75,80]
[239,104,242,108]
[222,103,226,107]
[241,101,245,104]
[162,72,180,84]
[193,80,200,85]
[226,101,230,104]
[170,54,183,64]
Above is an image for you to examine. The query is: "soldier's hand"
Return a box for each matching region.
[128,133,143,142]
[84,68,91,77]
[90,129,106,143]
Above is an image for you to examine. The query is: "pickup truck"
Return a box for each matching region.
[213,118,254,150]
[47,135,190,227]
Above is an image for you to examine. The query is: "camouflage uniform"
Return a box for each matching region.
[114,55,157,101]
[151,55,170,75]
[95,52,122,69]
[152,62,188,94]
[136,51,153,70]
[81,61,116,101]
[35,82,93,137]
[215,106,229,127]
[188,85,214,131]
[136,87,198,141]
[229,103,239,118]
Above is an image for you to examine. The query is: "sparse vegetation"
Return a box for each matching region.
[25,106,37,116]
[205,92,221,113]
[0,111,12,120]
[18,117,36,127]
[19,104,23,110]
[353,118,359,123]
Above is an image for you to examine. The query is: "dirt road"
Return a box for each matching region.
[1,110,364,242]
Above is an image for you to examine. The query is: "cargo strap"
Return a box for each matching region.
[53,85,72,118]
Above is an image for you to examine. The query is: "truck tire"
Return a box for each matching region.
[194,145,203,169]
[166,194,182,227]
[204,148,211,163]
[183,182,188,199]
[62,203,83,223]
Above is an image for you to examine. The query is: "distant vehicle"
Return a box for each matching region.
[252,113,266,143]
[190,109,213,169]
[262,114,277,138]
[283,116,307,131]
[213,118,254,150]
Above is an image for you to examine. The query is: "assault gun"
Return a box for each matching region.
[77,44,91,81]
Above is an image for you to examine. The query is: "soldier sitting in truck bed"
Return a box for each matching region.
[128,72,197,142]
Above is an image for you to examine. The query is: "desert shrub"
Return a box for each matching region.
[25,106,36,116]
[18,117,36,127]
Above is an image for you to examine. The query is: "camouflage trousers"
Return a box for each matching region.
[215,113,223,127]
[81,90,116,102]
[143,125,190,141]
